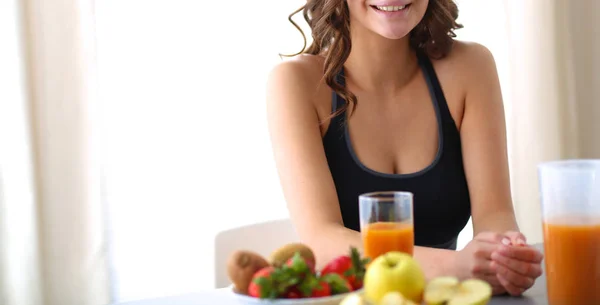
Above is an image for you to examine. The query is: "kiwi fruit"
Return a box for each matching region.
[227,250,270,294]
[269,243,315,267]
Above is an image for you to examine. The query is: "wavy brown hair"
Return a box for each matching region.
[285,0,462,118]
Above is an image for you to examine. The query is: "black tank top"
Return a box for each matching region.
[323,52,471,250]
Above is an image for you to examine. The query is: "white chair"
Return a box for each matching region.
[214,218,300,288]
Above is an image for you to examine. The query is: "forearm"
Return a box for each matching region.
[304,224,365,270]
[474,210,519,235]
[413,246,458,280]
[307,224,459,280]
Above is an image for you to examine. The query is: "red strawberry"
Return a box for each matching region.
[248,264,306,299]
[284,287,302,299]
[310,281,331,298]
[320,247,370,290]
[285,252,316,275]
[248,267,276,298]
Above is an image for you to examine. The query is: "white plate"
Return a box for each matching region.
[230,286,362,305]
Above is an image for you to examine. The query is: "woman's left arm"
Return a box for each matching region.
[458,43,519,236]
[457,43,544,296]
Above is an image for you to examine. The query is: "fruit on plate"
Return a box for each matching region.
[339,292,367,305]
[321,247,370,290]
[228,243,370,300]
[424,277,492,305]
[380,291,418,305]
[248,266,279,298]
[320,273,353,294]
[285,252,316,274]
[363,251,426,304]
[227,250,270,294]
[269,243,316,268]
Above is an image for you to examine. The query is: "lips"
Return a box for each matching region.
[369,2,412,13]
[372,4,409,12]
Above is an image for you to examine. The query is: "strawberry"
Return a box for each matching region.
[321,273,352,294]
[309,281,331,298]
[248,267,277,298]
[320,247,370,290]
[248,263,307,299]
[284,287,302,299]
[285,252,316,275]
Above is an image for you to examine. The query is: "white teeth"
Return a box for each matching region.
[375,5,406,12]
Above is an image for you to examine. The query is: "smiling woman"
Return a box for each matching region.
[267,0,544,298]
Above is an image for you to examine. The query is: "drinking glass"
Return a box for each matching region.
[359,191,414,260]
[538,160,600,305]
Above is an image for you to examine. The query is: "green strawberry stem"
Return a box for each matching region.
[321,273,350,294]
[254,250,316,299]
[347,247,370,281]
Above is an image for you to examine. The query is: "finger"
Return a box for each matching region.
[471,258,496,276]
[474,232,507,244]
[476,271,505,295]
[472,242,501,260]
[504,231,527,246]
[491,261,535,289]
[491,251,543,278]
[497,273,525,296]
[497,244,544,263]
[478,272,503,288]
[492,285,507,296]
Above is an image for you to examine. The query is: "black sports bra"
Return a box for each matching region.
[322,52,471,250]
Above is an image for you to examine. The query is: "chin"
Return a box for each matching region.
[373,26,413,40]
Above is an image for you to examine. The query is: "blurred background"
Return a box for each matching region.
[0,0,598,304]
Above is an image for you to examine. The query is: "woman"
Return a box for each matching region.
[266,0,543,296]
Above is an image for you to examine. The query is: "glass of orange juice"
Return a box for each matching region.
[359,191,414,260]
[538,160,600,305]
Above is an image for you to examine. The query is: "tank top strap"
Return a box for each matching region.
[417,51,454,124]
[327,68,348,133]
[332,67,347,114]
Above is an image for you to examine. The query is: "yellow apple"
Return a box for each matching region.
[424,277,492,305]
[423,277,460,305]
[363,252,426,304]
[379,291,419,305]
[380,292,406,305]
[340,293,367,305]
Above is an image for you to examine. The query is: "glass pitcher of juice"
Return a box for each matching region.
[359,191,414,260]
[538,160,600,305]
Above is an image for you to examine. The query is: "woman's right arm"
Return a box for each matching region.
[265,59,363,268]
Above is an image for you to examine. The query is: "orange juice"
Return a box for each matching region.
[363,221,414,259]
[543,216,600,305]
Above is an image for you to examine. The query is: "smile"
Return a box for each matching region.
[373,5,409,12]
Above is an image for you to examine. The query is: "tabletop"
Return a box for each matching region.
[116,244,547,305]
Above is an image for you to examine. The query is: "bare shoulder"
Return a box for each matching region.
[267,54,326,102]
[266,54,332,126]
[433,40,499,86]
[427,40,502,128]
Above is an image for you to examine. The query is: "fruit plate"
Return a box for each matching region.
[231,286,363,305]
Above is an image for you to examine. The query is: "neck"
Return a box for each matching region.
[344,25,418,92]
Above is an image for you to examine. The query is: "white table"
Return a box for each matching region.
[116,245,548,305]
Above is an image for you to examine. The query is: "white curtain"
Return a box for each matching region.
[0,1,43,304]
[0,0,109,304]
[504,0,600,243]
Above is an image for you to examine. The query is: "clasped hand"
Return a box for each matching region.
[455,231,544,296]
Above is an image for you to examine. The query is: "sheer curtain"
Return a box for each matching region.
[1,0,108,304]
[503,0,600,243]
[0,1,42,304]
